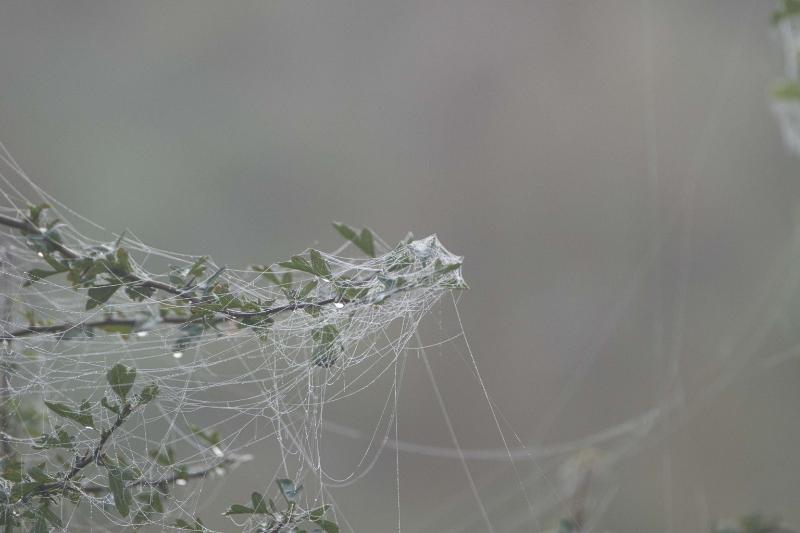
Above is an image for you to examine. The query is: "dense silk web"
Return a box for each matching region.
[0,143,751,533]
[0,146,486,531]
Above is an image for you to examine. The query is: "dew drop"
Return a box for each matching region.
[172,351,183,359]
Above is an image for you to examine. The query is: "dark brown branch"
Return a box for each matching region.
[0,212,189,297]
[0,299,347,343]
[0,212,79,259]
[34,402,133,496]
[0,214,352,325]
[2,316,199,341]
[80,454,249,495]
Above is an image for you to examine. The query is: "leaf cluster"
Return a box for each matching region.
[223,479,338,533]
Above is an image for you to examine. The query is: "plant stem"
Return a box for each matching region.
[79,454,249,495]
[1,316,201,341]
[35,402,133,496]
[0,214,352,323]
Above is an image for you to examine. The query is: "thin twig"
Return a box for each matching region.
[2,316,200,341]
[0,214,352,324]
[34,402,133,496]
[80,454,251,495]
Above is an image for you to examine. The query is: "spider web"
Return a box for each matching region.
[0,137,775,533]
[0,143,478,531]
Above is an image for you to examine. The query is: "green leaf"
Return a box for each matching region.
[25,203,50,227]
[343,286,370,300]
[201,266,227,295]
[106,363,136,402]
[187,256,209,279]
[309,249,331,279]
[125,283,156,302]
[358,228,375,257]
[86,284,121,310]
[308,505,331,521]
[250,492,268,514]
[279,255,317,277]
[41,252,68,272]
[23,268,62,287]
[332,222,358,242]
[44,400,94,429]
[435,261,462,276]
[108,468,131,517]
[100,396,120,415]
[137,383,159,405]
[10,481,41,501]
[1,458,23,482]
[133,511,150,527]
[311,325,342,368]
[252,265,282,286]
[222,504,254,516]
[298,279,318,300]
[313,519,340,533]
[332,223,376,257]
[276,478,302,503]
[27,465,53,484]
[169,267,185,287]
[173,517,205,532]
[114,247,133,274]
[32,428,74,450]
[35,505,62,529]
[136,491,164,514]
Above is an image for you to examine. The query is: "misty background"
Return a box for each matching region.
[1,1,799,531]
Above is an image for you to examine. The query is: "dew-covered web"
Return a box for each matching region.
[0,148,470,529]
[0,143,674,533]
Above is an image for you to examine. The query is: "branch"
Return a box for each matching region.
[0,298,350,345]
[1,316,193,341]
[0,212,78,259]
[0,214,352,325]
[79,453,251,495]
[34,401,133,497]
